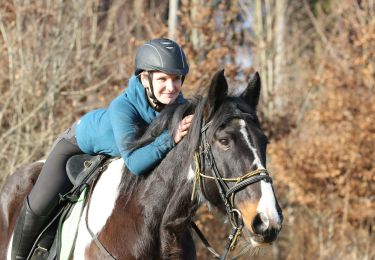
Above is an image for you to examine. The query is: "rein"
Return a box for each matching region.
[191,120,272,260]
[85,171,118,260]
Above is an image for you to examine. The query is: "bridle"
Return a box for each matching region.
[191,119,273,260]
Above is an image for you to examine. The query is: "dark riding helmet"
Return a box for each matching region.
[134,38,189,76]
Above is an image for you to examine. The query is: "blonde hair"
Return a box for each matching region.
[139,71,150,87]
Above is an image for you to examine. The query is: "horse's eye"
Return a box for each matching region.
[219,138,229,146]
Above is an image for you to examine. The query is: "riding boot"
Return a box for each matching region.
[11,196,50,260]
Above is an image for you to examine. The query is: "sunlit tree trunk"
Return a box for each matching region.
[254,0,270,114]
[274,0,286,112]
[191,0,205,57]
[252,0,287,120]
[168,0,178,40]
[134,0,144,38]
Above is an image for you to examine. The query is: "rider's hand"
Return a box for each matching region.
[174,115,193,144]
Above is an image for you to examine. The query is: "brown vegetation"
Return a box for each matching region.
[269,1,375,259]
[0,0,373,259]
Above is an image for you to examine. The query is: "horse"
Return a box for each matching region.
[0,70,283,259]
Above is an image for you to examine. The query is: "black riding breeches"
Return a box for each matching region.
[28,123,83,216]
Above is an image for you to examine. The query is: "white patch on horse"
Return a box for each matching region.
[238,120,281,225]
[239,120,264,169]
[6,234,13,260]
[73,158,124,258]
[258,181,281,224]
[73,207,91,258]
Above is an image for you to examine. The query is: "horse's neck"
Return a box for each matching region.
[95,144,196,258]
[82,153,195,259]
[141,146,196,255]
[143,149,194,224]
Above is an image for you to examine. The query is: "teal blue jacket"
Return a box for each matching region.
[76,75,184,175]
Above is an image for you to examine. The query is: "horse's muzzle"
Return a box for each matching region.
[250,212,282,244]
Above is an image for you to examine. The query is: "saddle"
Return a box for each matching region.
[28,154,111,260]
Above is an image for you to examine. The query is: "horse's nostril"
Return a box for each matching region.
[252,212,269,235]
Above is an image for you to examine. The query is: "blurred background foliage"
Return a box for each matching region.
[0,0,373,259]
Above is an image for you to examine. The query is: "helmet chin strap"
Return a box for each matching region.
[147,72,165,111]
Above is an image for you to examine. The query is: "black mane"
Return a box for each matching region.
[118,96,206,201]
[127,98,198,152]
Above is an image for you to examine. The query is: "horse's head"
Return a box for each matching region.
[196,70,283,247]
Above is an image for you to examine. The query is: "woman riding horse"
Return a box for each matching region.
[11,38,193,260]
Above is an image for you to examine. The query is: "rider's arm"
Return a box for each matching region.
[108,95,175,176]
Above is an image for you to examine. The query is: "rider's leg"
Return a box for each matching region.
[11,125,82,260]
[28,141,82,216]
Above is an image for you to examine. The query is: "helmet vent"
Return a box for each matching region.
[161,40,172,45]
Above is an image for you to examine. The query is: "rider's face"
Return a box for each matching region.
[142,72,182,105]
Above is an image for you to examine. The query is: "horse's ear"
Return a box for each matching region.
[241,71,261,110]
[205,69,228,118]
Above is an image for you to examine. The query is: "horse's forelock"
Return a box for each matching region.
[205,98,257,141]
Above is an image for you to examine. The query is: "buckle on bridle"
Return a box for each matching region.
[229,209,244,229]
[228,209,244,250]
